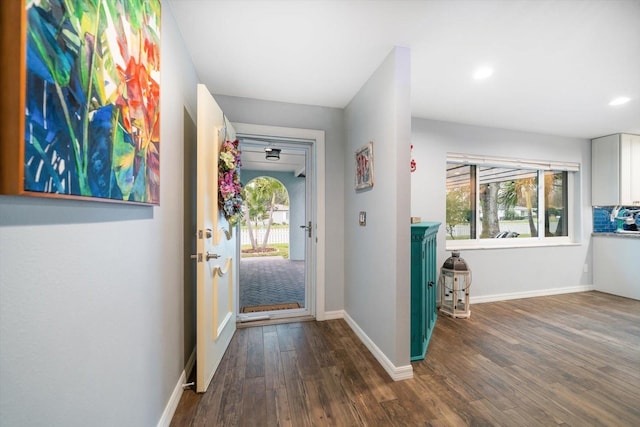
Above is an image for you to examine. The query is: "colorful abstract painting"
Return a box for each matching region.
[355,141,373,191]
[24,0,161,204]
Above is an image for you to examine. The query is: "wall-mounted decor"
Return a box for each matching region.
[218,139,243,227]
[410,144,417,172]
[0,0,161,204]
[355,141,374,191]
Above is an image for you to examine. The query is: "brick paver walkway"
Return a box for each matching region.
[239,257,305,311]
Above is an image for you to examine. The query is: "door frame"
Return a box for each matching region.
[233,122,326,321]
[236,140,313,319]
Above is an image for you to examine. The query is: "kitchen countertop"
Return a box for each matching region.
[592,231,640,238]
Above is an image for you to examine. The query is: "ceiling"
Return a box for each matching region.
[168,0,640,140]
[240,141,307,175]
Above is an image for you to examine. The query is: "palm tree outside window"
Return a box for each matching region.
[446,158,570,242]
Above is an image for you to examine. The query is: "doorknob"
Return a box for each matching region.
[299,221,312,238]
[206,252,220,261]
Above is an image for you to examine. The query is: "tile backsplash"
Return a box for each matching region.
[593,207,617,232]
[593,206,638,233]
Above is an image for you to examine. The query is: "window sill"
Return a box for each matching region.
[446,238,580,251]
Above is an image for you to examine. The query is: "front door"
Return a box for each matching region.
[232,122,326,322]
[236,140,313,321]
[194,84,237,392]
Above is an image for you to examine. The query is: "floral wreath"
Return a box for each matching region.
[218,139,243,226]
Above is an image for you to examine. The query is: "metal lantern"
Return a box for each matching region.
[439,251,472,318]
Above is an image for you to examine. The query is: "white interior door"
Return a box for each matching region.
[195,84,237,393]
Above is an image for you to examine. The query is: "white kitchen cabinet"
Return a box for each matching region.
[592,133,640,206]
[593,235,640,300]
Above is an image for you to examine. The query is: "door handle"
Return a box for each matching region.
[191,252,219,262]
[299,221,312,238]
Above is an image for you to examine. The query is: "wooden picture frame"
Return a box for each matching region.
[0,0,161,205]
[355,141,374,191]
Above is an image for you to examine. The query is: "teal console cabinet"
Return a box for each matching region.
[410,222,440,361]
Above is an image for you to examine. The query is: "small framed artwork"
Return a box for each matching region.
[355,141,374,191]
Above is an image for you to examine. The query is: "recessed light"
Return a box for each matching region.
[473,66,493,80]
[609,96,631,106]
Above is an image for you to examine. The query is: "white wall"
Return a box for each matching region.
[0,6,197,426]
[411,118,593,301]
[214,95,346,311]
[343,47,412,371]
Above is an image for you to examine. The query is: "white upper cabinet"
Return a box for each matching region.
[592,133,640,206]
[620,134,640,205]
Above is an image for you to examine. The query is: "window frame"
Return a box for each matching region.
[446,153,579,251]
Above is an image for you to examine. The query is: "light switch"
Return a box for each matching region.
[359,211,366,226]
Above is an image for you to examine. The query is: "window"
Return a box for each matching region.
[446,153,577,247]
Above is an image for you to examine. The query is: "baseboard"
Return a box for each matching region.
[157,347,196,427]
[343,312,413,381]
[323,309,345,320]
[470,285,595,304]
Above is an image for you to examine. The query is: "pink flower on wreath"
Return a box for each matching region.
[220,182,235,198]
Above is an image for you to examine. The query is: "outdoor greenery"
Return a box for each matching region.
[445,187,471,239]
[241,243,289,259]
[446,166,566,240]
[242,177,289,250]
[497,177,538,237]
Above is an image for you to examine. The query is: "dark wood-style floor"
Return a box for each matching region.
[171,291,640,426]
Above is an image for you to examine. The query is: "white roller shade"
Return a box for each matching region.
[447,152,580,172]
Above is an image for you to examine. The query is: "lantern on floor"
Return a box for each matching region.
[439,251,472,318]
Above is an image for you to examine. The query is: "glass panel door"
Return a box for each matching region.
[237,138,313,321]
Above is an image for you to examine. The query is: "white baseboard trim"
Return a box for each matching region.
[323,309,345,320]
[343,312,413,381]
[470,285,595,304]
[157,347,196,427]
